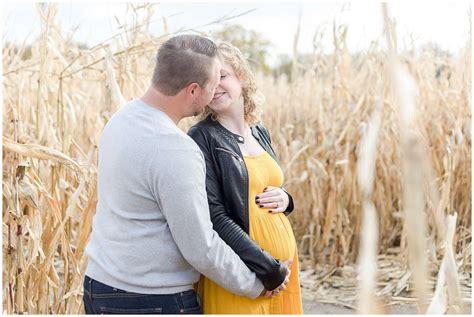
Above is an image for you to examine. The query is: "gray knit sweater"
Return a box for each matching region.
[85,99,264,298]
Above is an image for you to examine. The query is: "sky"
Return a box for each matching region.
[1,1,472,66]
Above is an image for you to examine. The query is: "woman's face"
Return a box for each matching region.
[209,61,243,114]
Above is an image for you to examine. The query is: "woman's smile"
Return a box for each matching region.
[213,92,226,100]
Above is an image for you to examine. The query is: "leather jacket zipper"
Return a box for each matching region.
[215,147,243,162]
[215,147,248,230]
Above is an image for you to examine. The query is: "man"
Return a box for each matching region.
[83,34,289,314]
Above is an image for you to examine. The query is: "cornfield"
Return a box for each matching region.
[2,3,471,314]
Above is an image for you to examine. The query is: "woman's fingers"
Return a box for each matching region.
[256,187,290,212]
[264,290,274,298]
[268,208,286,213]
[258,202,282,209]
[255,193,280,204]
[256,196,284,204]
[264,186,279,191]
[259,202,281,208]
[256,191,284,205]
[261,205,285,213]
[257,200,286,213]
[256,187,280,198]
[283,259,293,266]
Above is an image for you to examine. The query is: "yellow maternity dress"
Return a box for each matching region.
[197,151,303,314]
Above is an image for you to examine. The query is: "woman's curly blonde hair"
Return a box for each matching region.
[199,41,264,125]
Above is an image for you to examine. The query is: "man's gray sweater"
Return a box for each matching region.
[85,99,264,298]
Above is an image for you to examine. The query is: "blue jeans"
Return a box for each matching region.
[83,276,202,314]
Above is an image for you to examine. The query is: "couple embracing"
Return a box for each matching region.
[83,34,303,314]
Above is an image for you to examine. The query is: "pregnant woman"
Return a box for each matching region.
[188,41,303,314]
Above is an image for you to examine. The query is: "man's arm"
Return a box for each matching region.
[149,145,264,299]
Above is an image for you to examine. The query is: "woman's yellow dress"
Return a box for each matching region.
[197,151,303,314]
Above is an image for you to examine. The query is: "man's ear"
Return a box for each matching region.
[187,83,200,96]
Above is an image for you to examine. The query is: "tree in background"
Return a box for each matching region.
[273,53,293,80]
[273,53,319,82]
[211,24,273,75]
[210,24,313,82]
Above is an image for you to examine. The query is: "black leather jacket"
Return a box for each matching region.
[188,115,295,291]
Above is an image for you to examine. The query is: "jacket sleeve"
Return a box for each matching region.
[258,124,295,216]
[150,144,263,299]
[188,127,287,291]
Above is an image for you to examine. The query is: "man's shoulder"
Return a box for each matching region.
[151,132,204,174]
[149,133,204,176]
[161,133,201,154]
[151,135,205,177]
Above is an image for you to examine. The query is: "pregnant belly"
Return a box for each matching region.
[249,210,297,262]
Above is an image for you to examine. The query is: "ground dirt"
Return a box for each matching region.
[302,296,418,314]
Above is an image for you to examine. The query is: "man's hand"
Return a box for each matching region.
[260,259,293,298]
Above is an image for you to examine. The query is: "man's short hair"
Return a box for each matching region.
[152,34,218,96]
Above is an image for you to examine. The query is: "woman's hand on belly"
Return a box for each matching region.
[255,186,290,213]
